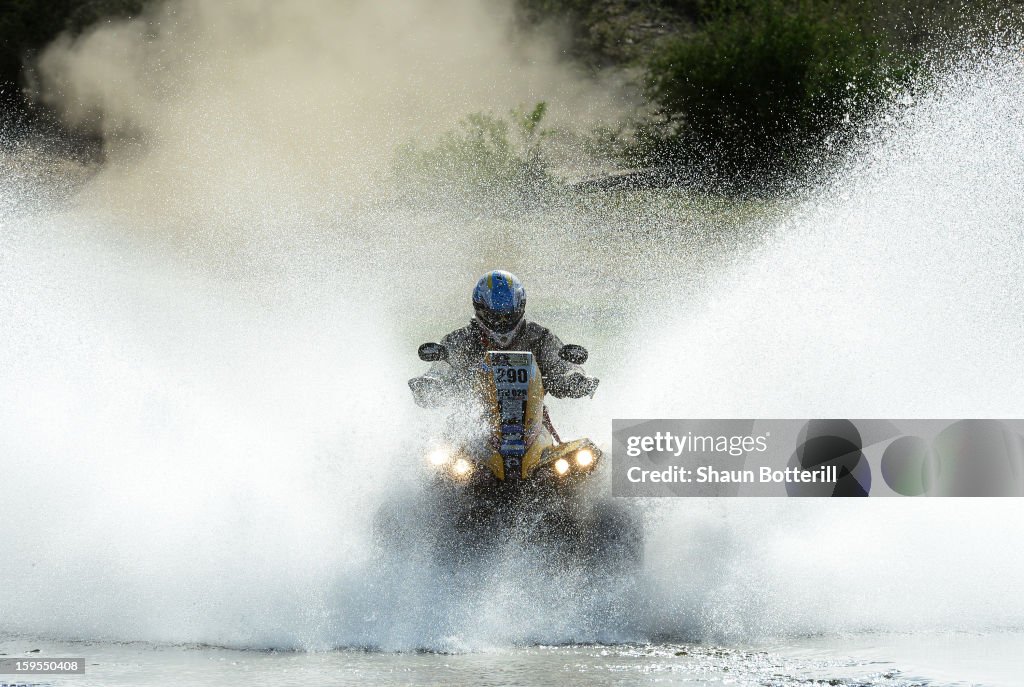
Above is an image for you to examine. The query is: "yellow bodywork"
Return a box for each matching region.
[474,351,600,480]
[425,350,601,483]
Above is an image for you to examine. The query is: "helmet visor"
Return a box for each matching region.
[475,302,524,334]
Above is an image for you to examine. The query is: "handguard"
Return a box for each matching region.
[408,376,447,408]
[547,372,600,399]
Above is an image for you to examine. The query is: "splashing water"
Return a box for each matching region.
[1,3,1023,656]
[612,46,1024,644]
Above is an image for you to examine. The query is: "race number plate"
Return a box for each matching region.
[488,351,534,478]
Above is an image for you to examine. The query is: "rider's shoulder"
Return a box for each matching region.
[441,322,478,346]
[520,320,557,344]
[522,320,548,335]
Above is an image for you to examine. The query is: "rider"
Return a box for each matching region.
[409,270,599,408]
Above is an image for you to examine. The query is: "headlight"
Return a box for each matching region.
[427,447,451,467]
[554,458,570,475]
[452,458,473,477]
[575,449,594,467]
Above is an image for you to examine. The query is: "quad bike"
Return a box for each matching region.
[373,341,642,573]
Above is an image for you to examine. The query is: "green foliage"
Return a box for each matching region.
[4,0,1009,187]
[515,0,696,66]
[393,103,552,200]
[646,0,908,185]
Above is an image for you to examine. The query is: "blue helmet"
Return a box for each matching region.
[472,270,526,340]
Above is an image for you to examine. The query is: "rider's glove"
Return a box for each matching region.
[547,372,600,399]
